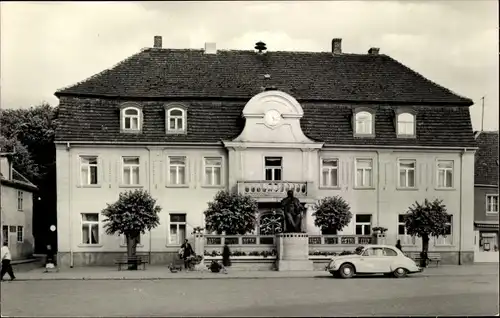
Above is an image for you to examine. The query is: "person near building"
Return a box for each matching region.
[1,241,16,281]
[395,239,403,252]
[181,239,194,270]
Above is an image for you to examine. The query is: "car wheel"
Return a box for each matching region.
[339,264,355,279]
[393,267,408,278]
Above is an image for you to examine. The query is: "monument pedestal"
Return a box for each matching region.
[276,233,314,271]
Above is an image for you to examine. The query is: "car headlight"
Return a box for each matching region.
[328,260,335,268]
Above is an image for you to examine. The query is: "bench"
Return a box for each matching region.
[406,252,441,267]
[114,255,150,271]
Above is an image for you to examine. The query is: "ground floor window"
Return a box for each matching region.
[81,213,99,245]
[355,214,372,235]
[2,225,8,244]
[169,213,186,245]
[479,231,498,252]
[397,214,416,245]
[434,215,453,245]
[16,226,24,243]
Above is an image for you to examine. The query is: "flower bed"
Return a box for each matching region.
[204,249,277,257]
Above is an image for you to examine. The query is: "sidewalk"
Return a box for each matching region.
[6,264,499,281]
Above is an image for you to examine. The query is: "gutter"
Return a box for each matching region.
[67,142,74,268]
[54,141,223,147]
[322,145,478,151]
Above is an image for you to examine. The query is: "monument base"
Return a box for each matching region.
[276,233,314,271]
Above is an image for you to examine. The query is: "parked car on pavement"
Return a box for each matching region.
[325,244,422,279]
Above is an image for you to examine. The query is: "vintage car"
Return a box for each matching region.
[325,244,422,278]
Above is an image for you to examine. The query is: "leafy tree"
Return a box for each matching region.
[204,190,258,235]
[102,189,161,270]
[312,196,353,234]
[404,198,450,267]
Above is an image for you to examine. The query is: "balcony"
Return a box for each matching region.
[237,180,309,198]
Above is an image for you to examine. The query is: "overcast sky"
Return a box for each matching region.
[1,1,498,131]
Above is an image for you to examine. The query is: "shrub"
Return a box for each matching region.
[313,196,352,234]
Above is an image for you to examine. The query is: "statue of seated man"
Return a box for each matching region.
[281,190,305,233]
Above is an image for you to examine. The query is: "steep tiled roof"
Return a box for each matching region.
[55,97,477,148]
[475,131,499,186]
[56,48,472,105]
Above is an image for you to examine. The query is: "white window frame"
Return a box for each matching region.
[398,159,416,188]
[320,158,339,188]
[167,108,186,132]
[122,157,140,185]
[17,190,23,211]
[264,157,283,181]
[16,226,24,243]
[355,158,373,188]
[355,111,373,135]
[119,233,143,247]
[397,214,416,245]
[167,156,187,186]
[486,194,499,214]
[80,156,99,186]
[436,160,454,189]
[122,107,141,131]
[203,157,223,186]
[168,213,187,245]
[397,113,415,136]
[355,214,372,235]
[81,213,100,245]
[2,225,8,244]
[435,215,453,246]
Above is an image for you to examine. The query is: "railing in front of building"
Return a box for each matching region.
[237,181,308,197]
[205,235,275,246]
[308,235,373,246]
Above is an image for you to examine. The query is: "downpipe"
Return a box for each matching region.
[67,142,74,268]
[376,151,381,227]
[458,148,466,265]
[148,148,152,262]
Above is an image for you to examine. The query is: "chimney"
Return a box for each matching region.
[368,47,380,55]
[204,42,217,54]
[0,155,12,180]
[153,36,162,48]
[332,38,342,54]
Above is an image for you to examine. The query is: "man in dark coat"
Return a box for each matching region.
[222,243,231,267]
[181,239,194,270]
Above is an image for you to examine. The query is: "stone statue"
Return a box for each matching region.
[280,190,305,233]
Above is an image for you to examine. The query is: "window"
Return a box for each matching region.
[120,234,142,246]
[122,107,140,131]
[398,159,416,188]
[321,159,339,187]
[2,225,8,244]
[17,191,23,211]
[80,156,98,185]
[362,247,383,256]
[355,159,373,187]
[81,213,99,245]
[169,214,186,245]
[437,160,454,188]
[398,214,416,245]
[355,214,372,235]
[355,111,373,135]
[122,157,140,185]
[486,195,498,214]
[204,157,222,186]
[435,215,453,245]
[397,113,415,136]
[16,226,23,243]
[168,156,187,185]
[265,157,282,181]
[383,247,398,256]
[167,108,186,132]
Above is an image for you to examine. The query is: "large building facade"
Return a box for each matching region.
[55,37,477,267]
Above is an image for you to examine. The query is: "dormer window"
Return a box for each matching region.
[354,110,374,135]
[165,104,187,134]
[396,112,416,137]
[120,105,142,132]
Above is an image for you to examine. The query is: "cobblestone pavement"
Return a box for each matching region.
[11,263,500,280]
[1,271,498,316]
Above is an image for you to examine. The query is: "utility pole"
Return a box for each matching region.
[481,96,485,132]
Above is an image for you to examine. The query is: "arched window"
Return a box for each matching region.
[122,107,140,131]
[259,211,284,235]
[397,113,415,136]
[355,111,373,135]
[167,108,186,132]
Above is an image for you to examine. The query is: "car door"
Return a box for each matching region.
[358,247,386,273]
[383,247,402,271]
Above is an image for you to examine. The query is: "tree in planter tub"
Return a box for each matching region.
[312,196,353,234]
[404,198,451,268]
[204,190,258,235]
[102,189,161,270]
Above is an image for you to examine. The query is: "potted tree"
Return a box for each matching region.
[101,189,161,270]
[312,196,352,235]
[403,198,450,268]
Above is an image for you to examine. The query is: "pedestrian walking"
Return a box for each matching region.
[222,243,231,274]
[181,239,194,270]
[395,239,403,252]
[1,241,16,281]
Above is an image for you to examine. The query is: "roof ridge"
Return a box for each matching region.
[145,47,383,56]
[55,49,145,94]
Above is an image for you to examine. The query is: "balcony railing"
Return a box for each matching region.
[237,181,308,198]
